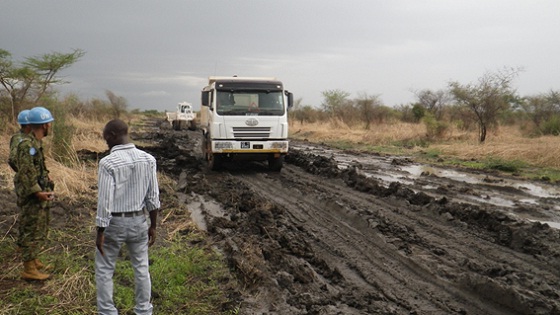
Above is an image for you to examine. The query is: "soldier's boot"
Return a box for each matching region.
[34,259,53,271]
[21,261,50,281]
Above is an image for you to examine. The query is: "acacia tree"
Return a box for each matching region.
[321,89,350,120]
[0,48,85,121]
[449,68,519,143]
[413,89,451,120]
[355,93,384,129]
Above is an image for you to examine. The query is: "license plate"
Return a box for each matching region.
[241,142,250,149]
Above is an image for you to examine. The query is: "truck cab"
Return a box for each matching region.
[200,76,293,171]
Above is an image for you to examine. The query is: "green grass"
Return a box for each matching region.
[0,211,238,315]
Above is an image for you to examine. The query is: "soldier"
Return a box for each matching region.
[15,106,55,281]
[8,109,32,172]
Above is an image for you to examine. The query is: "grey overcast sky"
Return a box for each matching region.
[2,1,559,111]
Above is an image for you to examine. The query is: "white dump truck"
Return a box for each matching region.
[166,101,197,130]
[200,76,293,171]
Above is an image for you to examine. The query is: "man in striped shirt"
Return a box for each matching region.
[95,119,160,315]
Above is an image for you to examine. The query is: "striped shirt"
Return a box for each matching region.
[96,143,160,228]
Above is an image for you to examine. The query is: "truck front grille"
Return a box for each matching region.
[232,127,271,138]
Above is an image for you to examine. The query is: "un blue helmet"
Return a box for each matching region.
[17,109,31,125]
[28,106,55,124]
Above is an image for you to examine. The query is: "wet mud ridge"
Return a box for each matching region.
[139,120,560,315]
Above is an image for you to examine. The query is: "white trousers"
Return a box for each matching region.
[95,215,152,315]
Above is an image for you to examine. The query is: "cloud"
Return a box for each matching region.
[141,90,169,97]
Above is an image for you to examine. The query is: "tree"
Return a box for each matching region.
[0,49,85,121]
[106,90,128,118]
[518,90,560,134]
[321,89,350,119]
[449,67,520,143]
[411,103,425,123]
[355,93,384,129]
[413,89,451,120]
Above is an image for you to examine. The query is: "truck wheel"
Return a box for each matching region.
[179,121,187,130]
[172,121,180,131]
[188,120,196,130]
[201,133,208,159]
[208,154,222,171]
[268,156,283,172]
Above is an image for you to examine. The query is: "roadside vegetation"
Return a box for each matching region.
[0,49,240,314]
[289,67,560,182]
[0,113,240,314]
[1,49,560,313]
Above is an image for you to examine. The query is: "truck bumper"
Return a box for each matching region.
[211,140,289,154]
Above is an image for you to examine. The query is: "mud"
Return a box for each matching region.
[130,117,560,315]
[3,117,560,314]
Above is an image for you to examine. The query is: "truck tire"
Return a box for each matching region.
[179,120,187,130]
[188,120,197,131]
[172,120,180,131]
[268,156,283,172]
[208,154,222,171]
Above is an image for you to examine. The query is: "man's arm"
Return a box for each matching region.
[148,209,158,247]
[146,157,160,247]
[96,163,114,228]
[96,227,105,256]
[95,162,114,256]
[16,140,43,198]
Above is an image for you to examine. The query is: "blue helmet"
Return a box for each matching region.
[28,106,54,124]
[17,109,31,125]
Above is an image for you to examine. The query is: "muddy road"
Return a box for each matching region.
[139,119,560,315]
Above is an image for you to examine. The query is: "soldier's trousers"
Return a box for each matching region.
[18,200,50,262]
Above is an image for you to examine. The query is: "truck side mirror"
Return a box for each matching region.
[201,91,210,107]
[286,91,294,109]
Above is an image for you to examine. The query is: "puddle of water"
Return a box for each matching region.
[401,165,481,185]
[401,165,560,199]
[363,172,414,186]
[518,198,539,205]
[529,220,560,229]
[421,185,439,190]
[296,144,560,212]
[513,183,560,199]
[183,193,227,231]
[464,195,517,208]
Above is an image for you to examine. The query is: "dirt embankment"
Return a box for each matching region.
[136,117,560,315]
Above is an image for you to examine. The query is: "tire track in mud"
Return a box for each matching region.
[235,166,518,315]
[282,149,560,314]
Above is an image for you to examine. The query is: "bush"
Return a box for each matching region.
[422,113,448,139]
[539,116,560,136]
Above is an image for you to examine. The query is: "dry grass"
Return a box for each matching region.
[0,115,168,201]
[290,121,428,145]
[290,121,560,169]
[67,116,106,152]
[0,117,104,199]
[431,125,560,168]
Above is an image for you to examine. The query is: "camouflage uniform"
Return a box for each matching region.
[14,133,52,262]
[8,130,27,172]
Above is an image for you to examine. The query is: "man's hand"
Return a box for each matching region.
[96,230,105,256]
[148,226,156,247]
[35,191,54,202]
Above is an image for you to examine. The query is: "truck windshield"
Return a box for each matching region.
[216,90,284,116]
